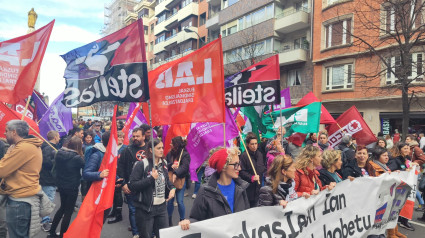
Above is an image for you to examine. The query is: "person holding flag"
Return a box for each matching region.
[128,138,175,238]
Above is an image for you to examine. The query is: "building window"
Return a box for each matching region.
[238,4,273,31]
[288,69,302,86]
[144,26,148,35]
[199,13,206,26]
[157,13,166,24]
[294,36,308,50]
[325,64,353,90]
[382,2,422,34]
[385,53,424,85]
[151,24,154,33]
[181,0,193,8]
[325,18,351,48]
[223,38,273,64]
[295,0,308,11]
[155,34,165,44]
[150,42,154,51]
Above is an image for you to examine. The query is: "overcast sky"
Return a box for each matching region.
[0,0,108,105]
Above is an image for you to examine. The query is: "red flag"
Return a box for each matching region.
[12,99,36,121]
[64,105,118,238]
[0,20,54,104]
[287,133,307,147]
[122,102,142,145]
[296,92,336,124]
[0,103,39,138]
[163,124,191,155]
[141,102,150,122]
[326,106,377,147]
[148,38,225,126]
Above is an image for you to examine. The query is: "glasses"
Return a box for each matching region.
[228,162,241,170]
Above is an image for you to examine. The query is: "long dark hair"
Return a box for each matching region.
[67,137,83,157]
[146,138,163,160]
[83,130,95,145]
[171,136,187,157]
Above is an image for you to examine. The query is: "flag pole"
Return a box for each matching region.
[28,124,57,152]
[238,131,260,185]
[21,95,32,120]
[279,107,283,143]
[148,100,155,163]
[234,119,260,185]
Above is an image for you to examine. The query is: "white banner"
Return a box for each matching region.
[161,169,416,238]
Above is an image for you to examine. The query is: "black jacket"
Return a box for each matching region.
[165,149,190,178]
[55,148,85,190]
[318,168,342,186]
[239,149,265,204]
[258,178,293,207]
[0,140,5,159]
[117,143,148,185]
[342,158,375,179]
[387,155,410,171]
[40,142,57,186]
[128,157,174,212]
[189,172,250,222]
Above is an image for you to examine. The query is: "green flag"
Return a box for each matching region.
[262,102,322,138]
[241,105,268,139]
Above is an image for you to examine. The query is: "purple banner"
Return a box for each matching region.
[126,102,157,140]
[187,108,239,181]
[265,87,291,114]
[39,93,73,139]
[32,91,48,120]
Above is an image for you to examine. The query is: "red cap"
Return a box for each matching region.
[209,149,229,173]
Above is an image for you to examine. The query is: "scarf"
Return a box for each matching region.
[373,160,390,172]
[318,142,329,151]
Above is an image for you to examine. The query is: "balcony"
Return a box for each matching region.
[153,39,167,54]
[278,47,308,66]
[152,50,195,70]
[176,27,198,44]
[206,14,219,30]
[134,0,156,13]
[207,0,221,7]
[155,0,172,16]
[178,2,199,22]
[154,19,167,35]
[124,12,137,25]
[164,11,179,29]
[275,8,310,34]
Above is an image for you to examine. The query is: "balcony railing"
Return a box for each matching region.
[276,7,310,19]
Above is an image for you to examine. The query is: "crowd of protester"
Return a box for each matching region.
[1,117,425,238]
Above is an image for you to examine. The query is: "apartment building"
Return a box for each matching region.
[312,0,425,134]
[125,0,157,70]
[151,0,208,69]
[206,0,313,100]
[102,0,138,36]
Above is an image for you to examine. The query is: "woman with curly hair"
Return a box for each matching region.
[318,150,343,186]
[179,147,250,230]
[294,145,335,197]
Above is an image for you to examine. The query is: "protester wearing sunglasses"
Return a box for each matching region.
[179,147,250,231]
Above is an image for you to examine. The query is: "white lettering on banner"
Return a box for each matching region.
[328,120,363,147]
[155,58,212,89]
[47,106,67,133]
[0,41,41,66]
[160,169,416,238]
[15,104,34,119]
[382,119,390,135]
[0,111,5,121]
[225,84,276,106]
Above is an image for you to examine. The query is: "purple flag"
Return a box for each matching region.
[126,103,157,141]
[187,108,239,181]
[265,87,291,114]
[32,91,48,121]
[39,93,73,139]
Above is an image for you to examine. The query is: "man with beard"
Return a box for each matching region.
[140,124,152,144]
[117,127,147,238]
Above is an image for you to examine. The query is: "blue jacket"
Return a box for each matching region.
[83,143,105,182]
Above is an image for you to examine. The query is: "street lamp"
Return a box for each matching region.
[184,28,205,49]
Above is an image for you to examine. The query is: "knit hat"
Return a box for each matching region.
[209,148,229,173]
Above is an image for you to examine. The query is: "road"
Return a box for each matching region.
[31,182,425,238]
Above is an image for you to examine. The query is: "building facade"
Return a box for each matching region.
[206,0,314,101]
[102,0,138,36]
[312,0,425,135]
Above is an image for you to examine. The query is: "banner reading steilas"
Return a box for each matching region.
[161,169,415,238]
[148,37,225,126]
[0,20,54,104]
[61,19,149,108]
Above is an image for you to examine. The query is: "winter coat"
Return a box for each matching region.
[40,142,57,186]
[165,149,191,179]
[313,142,333,152]
[239,149,265,204]
[117,143,148,185]
[55,148,84,189]
[388,155,411,171]
[189,172,250,222]
[369,161,389,177]
[258,178,297,207]
[318,168,342,186]
[409,142,425,167]
[0,136,43,198]
[294,168,325,196]
[6,190,55,238]
[83,143,106,182]
[342,158,376,179]
[128,157,174,212]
